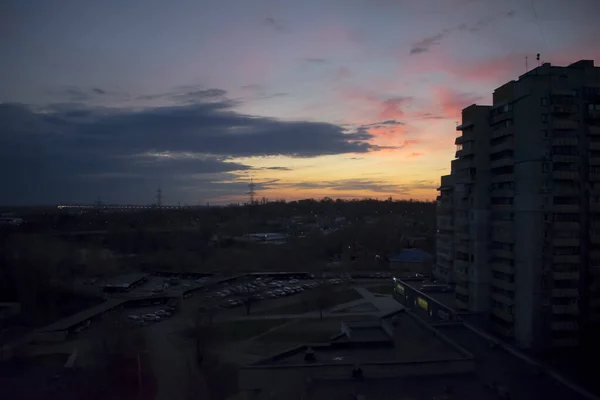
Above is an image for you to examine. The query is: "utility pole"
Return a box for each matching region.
[155,187,162,208]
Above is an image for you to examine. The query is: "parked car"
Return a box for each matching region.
[155,310,171,317]
[142,314,157,322]
[289,279,299,284]
[128,315,141,321]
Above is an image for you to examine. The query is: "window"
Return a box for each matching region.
[542,97,548,106]
[541,113,548,123]
[543,129,549,138]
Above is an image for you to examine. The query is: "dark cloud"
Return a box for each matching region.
[0,89,378,204]
[49,87,126,102]
[262,166,292,171]
[263,17,285,32]
[410,11,516,54]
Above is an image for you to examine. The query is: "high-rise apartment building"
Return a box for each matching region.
[435,59,600,352]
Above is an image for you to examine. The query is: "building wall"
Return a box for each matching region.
[437,59,600,352]
[239,359,476,391]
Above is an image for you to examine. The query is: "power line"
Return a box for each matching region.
[530,0,548,54]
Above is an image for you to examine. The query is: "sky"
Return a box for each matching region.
[1,0,599,205]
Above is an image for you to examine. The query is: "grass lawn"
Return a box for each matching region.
[366,284,393,295]
[260,288,363,315]
[214,319,288,342]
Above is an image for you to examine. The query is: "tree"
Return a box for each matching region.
[314,280,336,320]
[187,306,217,367]
[240,286,256,316]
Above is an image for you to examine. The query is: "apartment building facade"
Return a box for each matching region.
[435,59,600,352]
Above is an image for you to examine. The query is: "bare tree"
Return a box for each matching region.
[187,306,217,367]
[314,281,335,320]
[240,286,256,316]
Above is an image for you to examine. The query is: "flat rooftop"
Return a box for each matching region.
[255,311,467,366]
[435,323,593,400]
[103,273,149,288]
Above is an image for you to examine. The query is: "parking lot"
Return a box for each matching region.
[206,276,354,310]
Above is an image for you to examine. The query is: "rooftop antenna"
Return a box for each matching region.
[537,53,541,67]
[156,186,162,208]
[525,56,528,72]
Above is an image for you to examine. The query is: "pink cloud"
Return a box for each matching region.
[433,86,483,119]
[407,152,423,158]
[341,89,412,122]
[379,98,409,120]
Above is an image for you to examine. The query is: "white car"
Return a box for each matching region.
[289,279,299,284]
[142,314,157,322]
[155,310,171,317]
[128,315,141,320]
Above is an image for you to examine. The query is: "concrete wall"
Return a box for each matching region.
[239,359,476,391]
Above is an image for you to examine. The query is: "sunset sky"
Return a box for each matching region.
[1,0,599,205]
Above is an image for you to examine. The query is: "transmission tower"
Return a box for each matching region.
[248,178,256,205]
[156,186,163,208]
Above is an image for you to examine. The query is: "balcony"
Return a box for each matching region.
[490,126,514,140]
[554,221,580,230]
[590,142,600,151]
[491,173,514,183]
[552,170,579,180]
[589,172,600,181]
[454,174,475,185]
[492,307,514,322]
[592,200,600,212]
[552,304,579,315]
[491,292,514,306]
[552,154,580,163]
[551,105,578,115]
[491,157,514,168]
[491,138,514,153]
[492,278,515,291]
[491,110,513,125]
[552,237,579,247]
[455,146,475,158]
[590,125,600,135]
[551,137,579,146]
[553,271,579,280]
[490,188,515,197]
[589,156,600,166]
[552,321,579,331]
[491,248,514,259]
[587,110,600,121]
[552,288,579,297]
[491,204,513,213]
[553,255,580,263]
[552,204,580,213]
[553,120,579,130]
[491,262,515,275]
[453,157,475,170]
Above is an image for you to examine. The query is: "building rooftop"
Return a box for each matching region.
[388,248,433,263]
[103,273,149,288]
[434,323,594,400]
